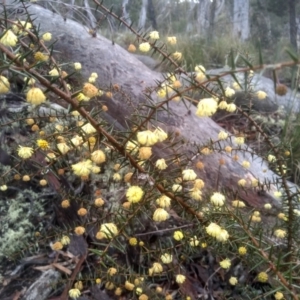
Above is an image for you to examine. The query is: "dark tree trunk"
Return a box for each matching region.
[147,0,157,30]
[289,0,297,51]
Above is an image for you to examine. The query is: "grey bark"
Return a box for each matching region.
[289,0,298,51]
[138,0,148,29]
[233,0,250,40]
[122,0,132,26]
[2,1,298,210]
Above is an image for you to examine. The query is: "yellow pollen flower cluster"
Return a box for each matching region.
[149,262,163,276]
[42,32,52,41]
[156,195,171,208]
[229,276,238,285]
[127,44,136,52]
[74,226,85,235]
[218,131,228,140]
[173,230,184,241]
[155,158,168,170]
[68,288,81,299]
[149,31,159,40]
[161,253,173,264]
[238,246,247,255]
[126,186,144,203]
[129,237,138,246]
[34,51,49,62]
[206,222,229,242]
[257,272,268,283]
[71,159,93,177]
[37,139,49,150]
[139,42,151,52]
[18,146,34,159]
[210,192,225,207]
[98,223,118,239]
[0,76,10,94]
[26,87,46,105]
[0,29,18,46]
[137,130,158,146]
[81,123,96,134]
[225,87,235,97]
[256,90,267,100]
[176,274,186,284]
[182,169,197,181]
[51,241,63,251]
[167,36,177,45]
[153,208,169,222]
[196,98,218,117]
[274,229,286,238]
[91,150,106,164]
[82,82,98,98]
[232,200,246,208]
[172,51,182,61]
[220,258,231,269]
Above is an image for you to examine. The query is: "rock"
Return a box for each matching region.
[23,269,61,300]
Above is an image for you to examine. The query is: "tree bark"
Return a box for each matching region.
[138,0,148,29]
[3,1,297,210]
[233,0,250,40]
[289,0,298,51]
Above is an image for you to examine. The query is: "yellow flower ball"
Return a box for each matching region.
[182,169,197,181]
[232,200,246,208]
[218,131,228,140]
[137,130,158,146]
[71,160,93,177]
[26,87,46,105]
[139,146,152,160]
[161,253,173,264]
[175,274,186,284]
[0,29,18,46]
[149,30,159,40]
[225,87,235,98]
[155,158,168,170]
[0,75,10,94]
[274,292,284,300]
[215,229,229,242]
[238,246,247,255]
[68,288,81,299]
[18,146,34,159]
[154,127,168,142]
[108,267,117,276]
[210,192,225,207]
[81,123,96,134]
[129,237,138,246]
[34,51,49,62]
[218,100,228,110]
[274,229,286,238]
[156,195,171,208]
[125,281,135,291]
[61,199,70,208]
[139,42,151,52]
[220,258,231,269]
[206,222,221,237]
[0,185,7,191]
[51,241,63,251]
[74,62,82,70]
[256,90,267,100]
[91,150,106,164]
[82,82,98,98]
[100,223,118,238]
[172,51,182,61]
[128,43,136,52]
[196,98,218,117]
[77,208,87,216]
[37,139,49,150]
[22,175,30,181]
[173,230,184,241]
[167,36,177,45]
[149,262,163,275]
[74,226,85,235]
[126,186,144,203]
[264,203,272,209]
[229,276,238,285]
[39,179,47,186]
[257,272,268,283]
[226,103,237,112]
[153,208,169,222]
[61,235,71,245]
